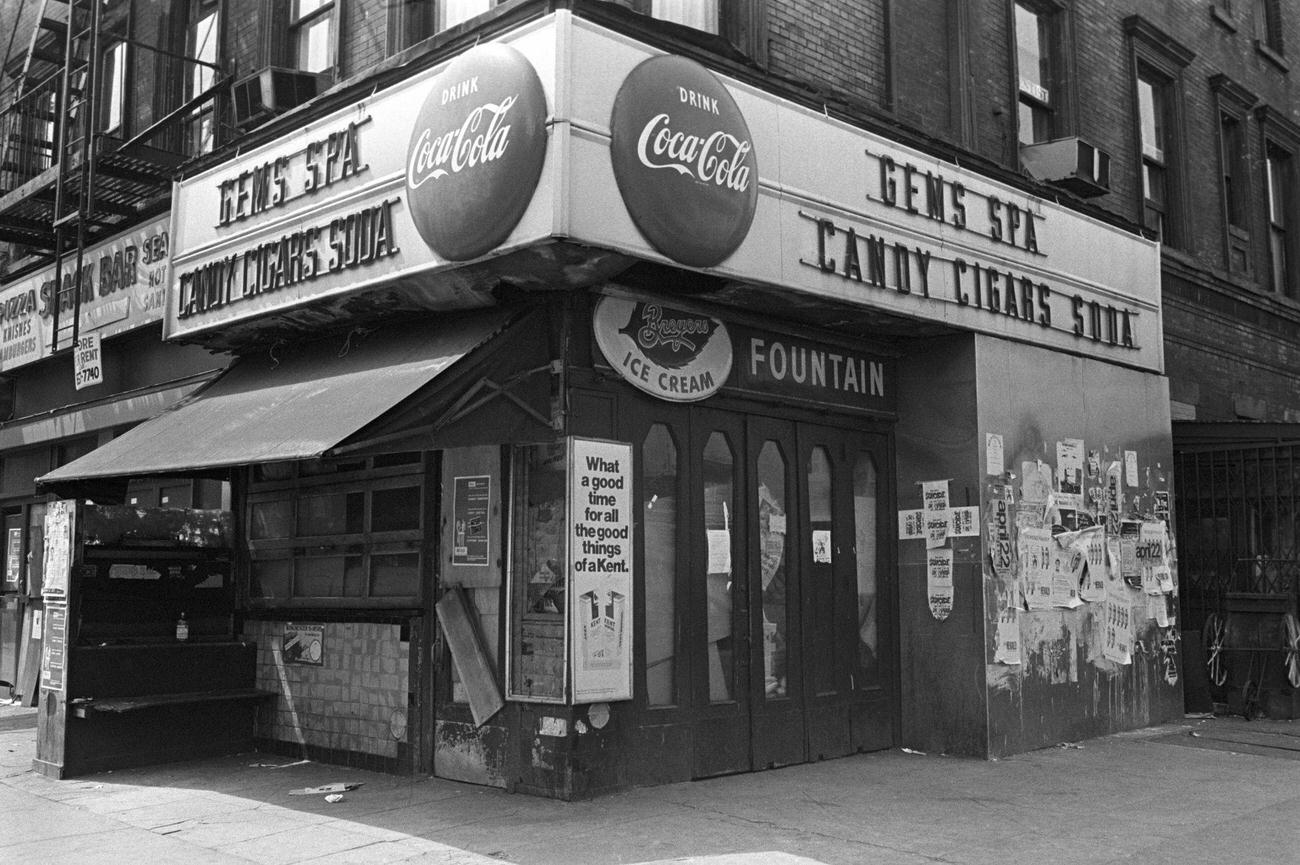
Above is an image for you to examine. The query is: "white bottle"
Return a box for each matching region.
[176,612,189,642]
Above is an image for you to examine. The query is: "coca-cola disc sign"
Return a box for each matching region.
[406,44,548,261]
[610,55,758,268]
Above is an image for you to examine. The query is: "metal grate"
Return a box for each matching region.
[1175,443,1300,629]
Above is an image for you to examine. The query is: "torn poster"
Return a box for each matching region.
[1154,490,1170,523]
[1124,450,1139,487]
[1049,535,1085,608]
[1103,580,1134,665]
[921,480,950,548]
[1061,525,1107,603]
[987,485,1014,576]
[1138,522,1167,595]
[1056,439,1084,497]
[898,509,925,540]
[1103,461,1124,532]
[1119,521,1142,589]
[1019,526,1053,611]
[1021,460,1052,506]
[1150,592,1171,628]
[986,433,1005,477]
[948,506,980,537]
[994,610,1021,665]
[1155,563,1174,594]
[927,548,954,621]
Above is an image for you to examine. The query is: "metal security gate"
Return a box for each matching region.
[1174,438,1300,716]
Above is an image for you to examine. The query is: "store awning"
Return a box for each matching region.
[38,310,518,486]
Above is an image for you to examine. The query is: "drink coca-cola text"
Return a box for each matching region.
[407,96,517,190]
[634,113,752,192]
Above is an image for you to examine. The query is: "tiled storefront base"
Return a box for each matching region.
[242,619,411,769]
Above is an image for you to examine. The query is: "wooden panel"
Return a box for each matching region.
[436,586,504,727]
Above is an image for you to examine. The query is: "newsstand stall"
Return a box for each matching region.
[34,501,273,778]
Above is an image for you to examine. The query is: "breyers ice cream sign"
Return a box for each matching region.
[406,44,549,261]
[610,55,758,268]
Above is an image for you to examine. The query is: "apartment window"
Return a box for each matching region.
[1266,142,1295,295]
[187,5,219,155]
[292,0,335,74]
[388,1,492,54]
[1126,17,1192,247]
[1255,0,1284,55]
[1014,1,1056,145]
[650,0,720,33]
[440,0,491,30]
[1137,70,1172,241]
[101,41,127,134]
[1221,113,1246,229]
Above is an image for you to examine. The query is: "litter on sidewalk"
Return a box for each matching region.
[288,782,364,796]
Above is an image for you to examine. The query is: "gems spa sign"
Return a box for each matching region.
[407,44,549,261]
[593,295,732,402]
[610,55,758,268]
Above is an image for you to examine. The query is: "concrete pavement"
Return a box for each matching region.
[3,699,1299,865]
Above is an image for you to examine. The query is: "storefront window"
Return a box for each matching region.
[245,453,425,606]
[508,442,567,701]
[807,446,834,696]
[854,452,880,687]
[757,441,788,700]
[642,424,678,706]
[702,432,735,703]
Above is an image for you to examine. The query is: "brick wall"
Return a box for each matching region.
[766,0,889,112]
[243,619,411,764]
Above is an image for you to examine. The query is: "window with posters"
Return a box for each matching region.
[506,437,635,704]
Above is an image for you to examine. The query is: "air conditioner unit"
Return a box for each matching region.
[1020,137,1112,199]
[232,67,319,129]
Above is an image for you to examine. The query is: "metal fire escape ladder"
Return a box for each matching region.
[49,0,100,353]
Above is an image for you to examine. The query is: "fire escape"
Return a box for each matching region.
[0,0,226,350]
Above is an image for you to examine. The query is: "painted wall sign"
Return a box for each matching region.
[406,43,549,261]
[610,54,758,268]
[592,294,732,402]
[0,215,170,374]
[728,323,893,413]
[452,475,491,566]
[568,436,633,703]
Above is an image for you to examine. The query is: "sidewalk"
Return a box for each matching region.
[3,699,1299,865]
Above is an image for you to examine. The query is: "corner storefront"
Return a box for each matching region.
[37,11,1180,797]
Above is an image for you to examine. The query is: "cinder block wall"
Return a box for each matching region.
[243,620,410,767]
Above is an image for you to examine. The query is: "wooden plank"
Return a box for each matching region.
[16,605,41,706]
[436,586,504,727]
